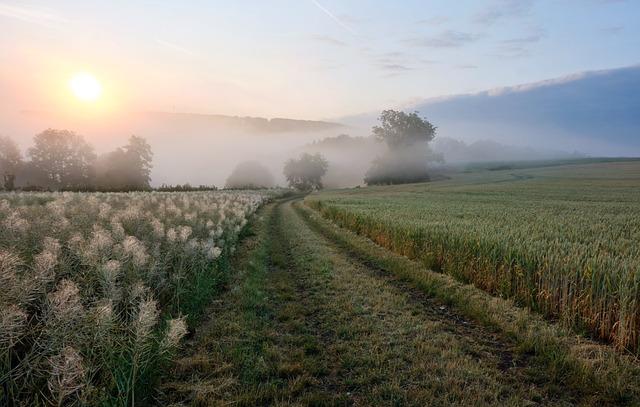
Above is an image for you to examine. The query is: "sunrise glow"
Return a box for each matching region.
[69,72,102,102]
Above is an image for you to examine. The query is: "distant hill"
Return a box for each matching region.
[432,137,584,163]
[342,65,640,156]
[143,111,343,133]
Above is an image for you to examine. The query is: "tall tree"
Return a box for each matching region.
[283,153,328,191]
[372,110,436,149]
[366,110,441,185]
[28,129,96,189]
[94,136,153,190]
[0,136,22,190]
[124,135,153,189]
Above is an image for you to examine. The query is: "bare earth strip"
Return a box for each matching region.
[159,198,588,405]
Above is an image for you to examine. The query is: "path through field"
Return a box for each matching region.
[158,198,584,406]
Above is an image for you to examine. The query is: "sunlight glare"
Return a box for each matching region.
[69,72,103,102]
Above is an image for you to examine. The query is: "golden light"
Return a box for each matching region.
[69,72,102,102]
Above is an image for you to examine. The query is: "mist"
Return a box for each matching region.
[0,109,345,188]
[1,106,596,190]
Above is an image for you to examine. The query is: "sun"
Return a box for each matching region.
[69,72,102,102]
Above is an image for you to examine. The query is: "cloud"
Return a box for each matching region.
[405,30,478,48]
[501,33,544,45]
[455,64,478,70]
[495,31,544,57]
[379,64,412,72]
[155,39,197,56]
[601,25,624,35]
[309,0,356,34]
[415,16,449,26]
[311,34,347,46]
[474,0,535,25]
[0,2,66,28]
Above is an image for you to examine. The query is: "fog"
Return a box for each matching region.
[0,109,346,187]
[0,105,593,190]
[4,65,639,189]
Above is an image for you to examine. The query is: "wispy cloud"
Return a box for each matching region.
[309,0,356,34]
[495,30,544,57]
[474,0,535,25]
[379,63,412,72]
[601,25,624,35]
[405,30,478,48]
[155,39,197,57]
[0,2,66,28]
[311,34,347,46]
[456,64,478,70]
[415,16,449,26]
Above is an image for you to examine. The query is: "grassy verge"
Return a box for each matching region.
[297,200,640,405]
[161,196,341,405]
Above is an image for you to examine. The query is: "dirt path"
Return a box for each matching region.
[159,198,575,406]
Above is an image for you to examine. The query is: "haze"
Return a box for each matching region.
[1,0,639,186]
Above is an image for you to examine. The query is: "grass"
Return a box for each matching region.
[296,200,640,404]
[162,196,639,405]
[0,190,273,405]
[306,160,640,353]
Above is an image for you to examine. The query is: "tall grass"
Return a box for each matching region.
[0,190,273,405]
[307,162,640,353]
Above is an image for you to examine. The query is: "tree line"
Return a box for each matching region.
[0,130,153,191]
[2,109,438,192]
[281,109,439,190]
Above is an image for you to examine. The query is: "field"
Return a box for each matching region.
[0,190,274,405]
[307,161,640,351]
[4,161,640,406]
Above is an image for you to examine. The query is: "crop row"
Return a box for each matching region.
[307,175,640,353]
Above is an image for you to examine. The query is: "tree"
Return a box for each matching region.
[364,142,443,185]
[27,129,96,189]
[366,110,441,185]
[225,161,275,189]
[123,135,153,189]
[94,136,153,191]
[0,136,23,190]
[372,110,436,149]
[283,153,328,191]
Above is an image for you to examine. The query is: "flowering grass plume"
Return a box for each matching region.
[0,189,277,405]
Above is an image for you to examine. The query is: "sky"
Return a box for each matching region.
[0,0,639,120]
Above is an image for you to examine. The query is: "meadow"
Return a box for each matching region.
[0,190,274,405]
[307,161,640,353]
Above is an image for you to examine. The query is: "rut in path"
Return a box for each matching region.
[159,199,575,406]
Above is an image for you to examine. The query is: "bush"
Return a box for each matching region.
[365,144,441,185]
[225,161,275,189]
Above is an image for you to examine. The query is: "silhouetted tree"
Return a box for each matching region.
[372,110,436,149]
[94,136,153,190]
[0,136,22,190]
[27,129,96,189]
[283,153,328,191]
[124,135,153,188]
[225,161,275,189]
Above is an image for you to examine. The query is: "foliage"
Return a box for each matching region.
[156,184,218,192]
[4,130,155,192]
[0,190,274,405]
[27,129,97,189]
[365,143,443,185]
[95,136,153,190]
[372,110,436,149]
[225,161,275,189]
[309,161,640,353]
[283,153,328,191]
[0,136,22,190]
[366,110,440,185]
